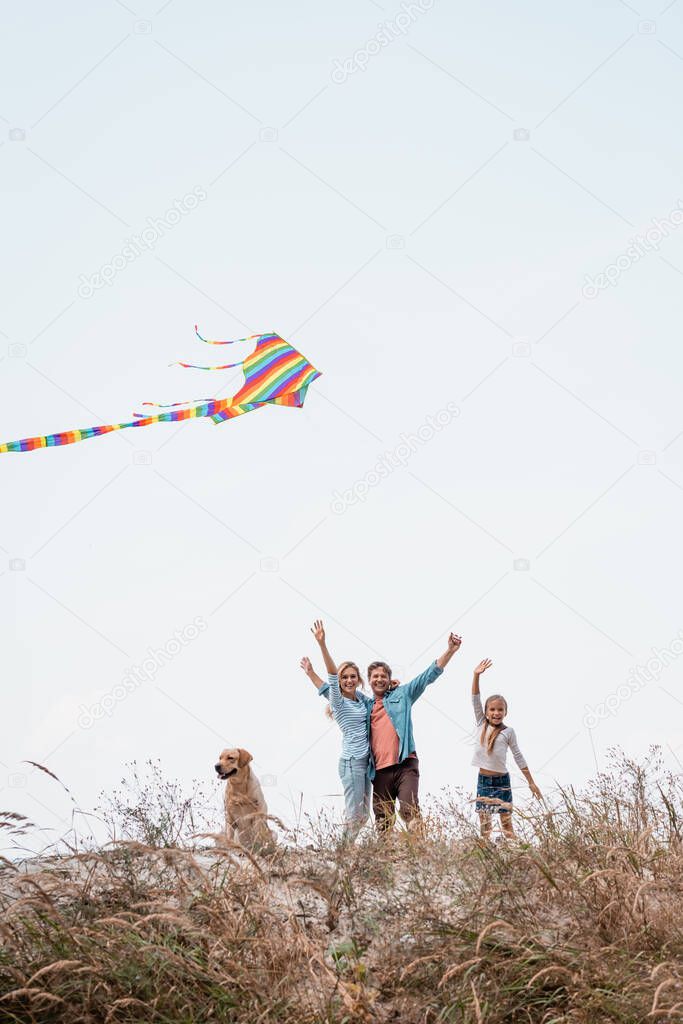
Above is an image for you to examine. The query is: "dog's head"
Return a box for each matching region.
[214,748,253,780]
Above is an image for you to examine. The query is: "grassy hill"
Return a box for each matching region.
[1,752,682,1023]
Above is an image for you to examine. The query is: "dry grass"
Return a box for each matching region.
[1,750,682,1023]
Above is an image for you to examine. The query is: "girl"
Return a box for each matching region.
[300,619,372,838]
[471,658,541,838]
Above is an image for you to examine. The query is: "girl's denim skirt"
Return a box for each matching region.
[476,772,512,814]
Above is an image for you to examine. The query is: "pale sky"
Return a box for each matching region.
[1,0,683,853]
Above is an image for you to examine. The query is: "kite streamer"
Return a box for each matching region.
[0,328,321,453]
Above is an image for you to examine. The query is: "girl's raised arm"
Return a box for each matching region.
[471,658,491,725]
[311,619,337,676]
[472,658,492,695]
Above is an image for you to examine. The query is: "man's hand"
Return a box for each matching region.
[448,632,462,652]
[436,633,462,670]
[310,619,325,645]
[474,658,492,676]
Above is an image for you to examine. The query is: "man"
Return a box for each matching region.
[318,631,462,832]
[366,633,461,831]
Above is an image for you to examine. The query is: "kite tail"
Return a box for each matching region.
[181,325,278,370]
[194,325,265,345]
[170,360,244,370]
[0,402,223,452]
[167,325,267,371]
[142,324,253,406]
[133,398,213,416]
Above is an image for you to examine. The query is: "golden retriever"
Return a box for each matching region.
[214,748,275,851]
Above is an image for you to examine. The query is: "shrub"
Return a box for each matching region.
[0,750,681,1022]
[96,758,216,848]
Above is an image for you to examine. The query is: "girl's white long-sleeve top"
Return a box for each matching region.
[471,693,528,773]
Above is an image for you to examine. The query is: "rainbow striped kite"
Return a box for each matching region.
[0,328,321,453]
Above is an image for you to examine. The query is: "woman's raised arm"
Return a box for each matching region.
[311,619,338,676]
[300,656,325,691]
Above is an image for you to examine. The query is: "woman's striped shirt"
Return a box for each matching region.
[318,674,370,760]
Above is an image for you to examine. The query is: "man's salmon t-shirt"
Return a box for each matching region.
[371,697,416,770]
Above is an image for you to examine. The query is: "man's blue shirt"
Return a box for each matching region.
[318,660,443,779]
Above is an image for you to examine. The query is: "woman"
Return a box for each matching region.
[301,620,372,837]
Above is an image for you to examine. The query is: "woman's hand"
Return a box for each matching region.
[300,656,314,677]
[448,633,462,651]
[310,619,337,675]
[474,658,492,676]
[310,619,325,646]
[529,782,542,800]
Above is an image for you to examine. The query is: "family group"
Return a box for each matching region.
[301,621,542,838]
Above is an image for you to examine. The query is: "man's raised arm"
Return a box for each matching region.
[406,632,462,702]
[436,632,462,670]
